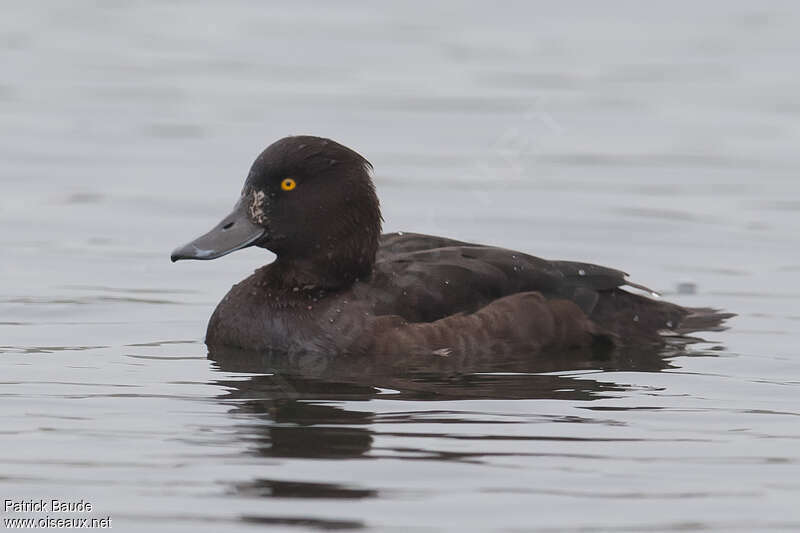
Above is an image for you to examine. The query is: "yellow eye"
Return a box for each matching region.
[281,178,297,191]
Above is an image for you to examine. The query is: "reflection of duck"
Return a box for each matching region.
[215,375,376,508]
[210,341,712,502]
[209,338,685,401]
[214,373,375,461]
[173,136,732,358]
[209,340,708,508]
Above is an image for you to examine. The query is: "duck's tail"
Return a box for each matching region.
[590,289,734,344]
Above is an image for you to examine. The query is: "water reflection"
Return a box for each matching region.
[206,336,726,518]
[232,478,378,500]
[209,342,706,478]
[209,341,689,402]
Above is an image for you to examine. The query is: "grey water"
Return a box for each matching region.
[2,1,799,531]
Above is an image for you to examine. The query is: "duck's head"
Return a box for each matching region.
[171,136,382,287]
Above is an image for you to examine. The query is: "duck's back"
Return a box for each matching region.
[367,232,725,344]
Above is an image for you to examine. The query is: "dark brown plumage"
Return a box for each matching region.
[171,135,732,360]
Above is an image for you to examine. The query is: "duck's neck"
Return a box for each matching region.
[267,228,380,291]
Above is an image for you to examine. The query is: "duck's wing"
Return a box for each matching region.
[368,233,731,350]
[378,232,472,257]
[355,291,612,360]
[371,234,642,322]
[379,231,641,292]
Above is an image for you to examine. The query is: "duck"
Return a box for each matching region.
[171,135,731,359]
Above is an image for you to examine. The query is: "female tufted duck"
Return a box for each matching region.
[171,136,731,358]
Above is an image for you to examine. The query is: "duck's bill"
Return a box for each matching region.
[170,198,266,262]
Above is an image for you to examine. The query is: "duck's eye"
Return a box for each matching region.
[280,178,297,191]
